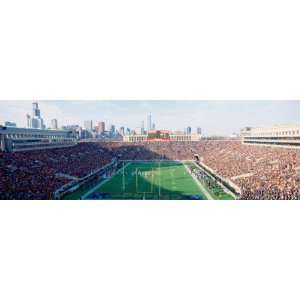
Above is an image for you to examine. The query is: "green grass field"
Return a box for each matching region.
[62,160,235,200]
[80,161,211,200]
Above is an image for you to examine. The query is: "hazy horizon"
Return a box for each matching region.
[0,100,299,136]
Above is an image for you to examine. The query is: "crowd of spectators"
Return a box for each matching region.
[0,143,114,199]
[1,140,300,199]
[190,141,300,200]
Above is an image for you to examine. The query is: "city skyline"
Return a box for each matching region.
[0,100,299,136]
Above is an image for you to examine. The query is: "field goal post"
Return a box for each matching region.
[122,161,125,192]
[135,166,155,196]
[120,161,163,199]
[158,160,161,199]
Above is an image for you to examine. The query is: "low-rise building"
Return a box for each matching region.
[123,130,201,143]
[240,123,300,148]
[0,126,77,152]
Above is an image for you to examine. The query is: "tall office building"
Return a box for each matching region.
[98,122,105,134]
[110,125,116,136]
[197,127,202,135]
[141,120,145,134]
[84,120,93,131]
[26,114,31,128]
[119,126,125,136]
[186,126,192,134]
[51,119,58,130]
[147,114,152,132]
[29,102,44,129]
[32,102,41,118]
[31,118,39,129]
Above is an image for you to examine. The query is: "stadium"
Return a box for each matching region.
[1,120,300,200]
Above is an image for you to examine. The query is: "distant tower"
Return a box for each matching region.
[147,114,152,132]
[32,102,41,118]
[26,114,31,128]
[187,126,192,134]
[30,102,44,129]
[119,126,125,136]
[110,125,116,135]
[51,119,58,130]
[84,120,93,131]
[98,122,105,134]
[141,120,145,134]
[197,127,202,135]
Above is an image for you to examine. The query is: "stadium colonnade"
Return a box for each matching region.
[0,126,77,152]
[241,123,300,148]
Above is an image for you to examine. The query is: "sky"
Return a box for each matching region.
[0,100,299,136]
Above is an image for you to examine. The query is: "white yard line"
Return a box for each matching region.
[182,162,214,200]
[82,162,131,199]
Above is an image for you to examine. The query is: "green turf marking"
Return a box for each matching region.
[136,167,155,194]
[62,160,235,200]
[84,161,208,200]
[82,162,131,200]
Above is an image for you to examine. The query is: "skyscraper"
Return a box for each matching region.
[29,102,44,129]
[51,119,58,130]
[147,114,152,132]
[98,122,105,134]
[26,114,31,128]
[110,125,116,136]
[141,120,145,134]
[119,126,125,136]
[32,102,41,118]
[197,127,202,135]
[186,126,192,134]
[84,120,93,131]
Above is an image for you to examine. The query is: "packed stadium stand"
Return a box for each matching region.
[1,141,300,199]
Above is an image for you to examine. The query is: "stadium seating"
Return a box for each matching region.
[1,141,300,199]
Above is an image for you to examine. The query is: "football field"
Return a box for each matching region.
[81,161,212,200]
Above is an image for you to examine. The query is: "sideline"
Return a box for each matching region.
[82,162,131,199]
[191,161,237,199]
[182,162,214,200]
